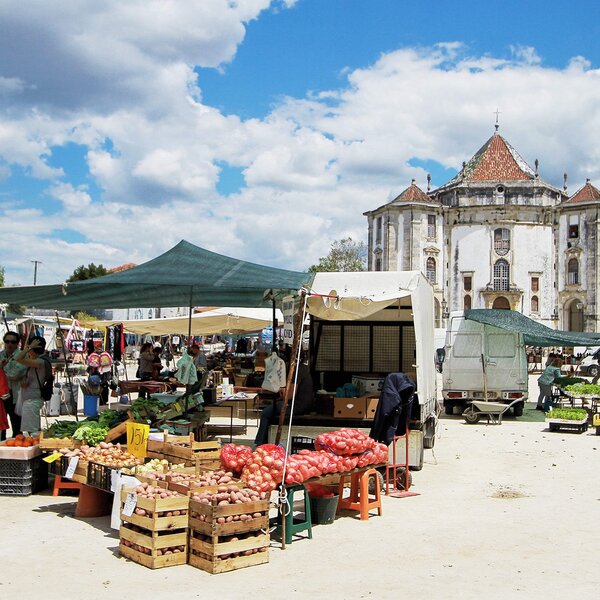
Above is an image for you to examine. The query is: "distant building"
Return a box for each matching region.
[364,127,600,332]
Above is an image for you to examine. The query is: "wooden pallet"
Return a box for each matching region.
[120,487,189,531]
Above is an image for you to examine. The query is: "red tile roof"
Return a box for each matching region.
[439,133,535,189]
[391,180,435,204]
[108,262,137,273]
[563,180,600,205]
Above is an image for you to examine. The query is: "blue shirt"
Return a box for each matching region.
[538,365,561,385]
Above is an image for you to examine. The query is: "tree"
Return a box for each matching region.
[0,265,25,315]
[308,237,367,273]
[67,263,108,282]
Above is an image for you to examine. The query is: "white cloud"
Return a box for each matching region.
[1,7,600,288]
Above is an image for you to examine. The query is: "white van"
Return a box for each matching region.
[439,313,528,416]
[576,347,600,376]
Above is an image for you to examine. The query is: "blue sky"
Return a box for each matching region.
[1,0,600,285]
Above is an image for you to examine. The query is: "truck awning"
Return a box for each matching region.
[464,309,600,347]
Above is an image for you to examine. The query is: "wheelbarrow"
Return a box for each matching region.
[462,398,523,425]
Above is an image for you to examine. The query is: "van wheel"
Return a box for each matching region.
[589,365,599,377]
[444,402,454,416]
[512,402,524,417]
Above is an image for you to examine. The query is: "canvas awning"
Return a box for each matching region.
[465,309,600,347]
[0,240,311,311]
[90,307,283,336]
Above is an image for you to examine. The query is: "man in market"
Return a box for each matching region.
[189,342,208,376]
[0,331,27,438]
[254,354,315,446]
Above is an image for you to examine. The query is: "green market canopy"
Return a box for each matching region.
[465,309,600,347]
[0,240,311,311]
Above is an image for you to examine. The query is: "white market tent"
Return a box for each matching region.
[306,270,436,406]
[91,307,283,336]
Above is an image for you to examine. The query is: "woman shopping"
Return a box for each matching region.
[14,335,51,435]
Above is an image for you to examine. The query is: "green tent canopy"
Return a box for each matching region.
[465,309,600,347]
[0,240,311,311]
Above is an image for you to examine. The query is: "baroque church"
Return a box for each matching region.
[364,126,600,332]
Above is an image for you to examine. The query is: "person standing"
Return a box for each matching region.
[537,357,562,411]
[13,335,50,435]
[0,331,27,439]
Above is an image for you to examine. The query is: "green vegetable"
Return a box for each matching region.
[555,376,587,387]
[43,421,80,438]
[129,396,163,421]
[72,422,110,445]
[546,408,588,421]
[98,409,128,429]
[563,383,600,396]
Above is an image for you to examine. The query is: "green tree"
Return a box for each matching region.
[308,237,367,272]
[0,265,4,287]
[67,263,108,282]
[0,265,25,315]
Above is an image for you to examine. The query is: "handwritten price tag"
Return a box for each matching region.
[126,422,149,458]
[64,456,79,479]
[122,492,137,517]
[43,452,62,463]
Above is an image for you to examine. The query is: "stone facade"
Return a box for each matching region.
[364,130,600,332]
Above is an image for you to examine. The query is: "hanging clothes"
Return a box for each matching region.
[369,372,416,445]
[262,353,286,392]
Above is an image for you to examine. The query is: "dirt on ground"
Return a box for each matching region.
[2,396,599,600]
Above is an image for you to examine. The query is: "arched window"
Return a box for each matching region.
[531,295,539,313]
[493,259,510,291]
[426,257,436,285]
[568,258,579,285]
[494,228,510,256]
[464,295,472,310]
[492,296,511,309]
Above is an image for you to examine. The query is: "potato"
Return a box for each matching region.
[217,517,226,524]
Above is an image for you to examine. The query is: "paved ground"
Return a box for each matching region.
[2,393,599,600]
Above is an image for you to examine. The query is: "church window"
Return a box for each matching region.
[427,214,436,239]
[375,257,382,272]
[531,276,539,292]
[568,215,579,239]
[568,258,579,285]
[426,257,436,284]
[375,216,382,244]
[493,259,510,291]
[494,228,510,256]
[463,275,472,291]
[531,295,539,313]
[464,295,472,310]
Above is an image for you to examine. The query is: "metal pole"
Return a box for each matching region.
[31,260,42,285]
[272,296,277,352]
[55,311,78,421]
[187,287,193,343]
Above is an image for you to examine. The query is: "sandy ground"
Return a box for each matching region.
[1,376,599,599]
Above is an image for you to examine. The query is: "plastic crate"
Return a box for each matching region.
[87,461,113,491]
[290,436,316,454]
[0,457,48,496]
[0,458,35,478]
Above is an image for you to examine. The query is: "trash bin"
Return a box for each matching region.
[309,494,339,525]
[83,394,99,417]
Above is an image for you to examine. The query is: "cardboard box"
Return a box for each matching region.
[351,375,385,395]
[334,397,366,419]
[365,396,379,418]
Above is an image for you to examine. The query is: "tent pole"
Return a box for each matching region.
[55,312,78,421]
[272,295,277,352]
[187,287,193,343]
[275,294,304,445]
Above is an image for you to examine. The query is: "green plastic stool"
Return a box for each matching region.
[278,484,313,544]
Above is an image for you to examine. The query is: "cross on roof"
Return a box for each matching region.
[494,108,501,131]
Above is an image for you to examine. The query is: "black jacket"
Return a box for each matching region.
[369,372,416,445]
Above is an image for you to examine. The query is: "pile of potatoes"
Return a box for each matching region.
[125,483,188,520]
[190,486,266,524]
[170,469,236,488]
[121,538,185,556]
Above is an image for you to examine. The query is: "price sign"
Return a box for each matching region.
[110,469,120,493]
[64,456,79,479]
[126,422,149,458]
[122,492,137,517]
[43,452,62,463]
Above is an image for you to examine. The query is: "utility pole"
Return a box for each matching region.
[31,260,42,285]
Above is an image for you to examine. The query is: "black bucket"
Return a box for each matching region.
[310,495,339,525]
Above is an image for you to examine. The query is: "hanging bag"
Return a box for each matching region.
[33,357,55,401]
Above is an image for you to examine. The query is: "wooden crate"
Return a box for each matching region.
[188,528,269,574]
[119,543,187,570]
[119,522,187,569]
[147,432,221,467]
[38,433,82,450]
[120,487,189,531]
[168,477,244,497]
[188,497,269,536]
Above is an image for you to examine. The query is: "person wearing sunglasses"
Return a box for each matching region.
[0,331,27,439]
